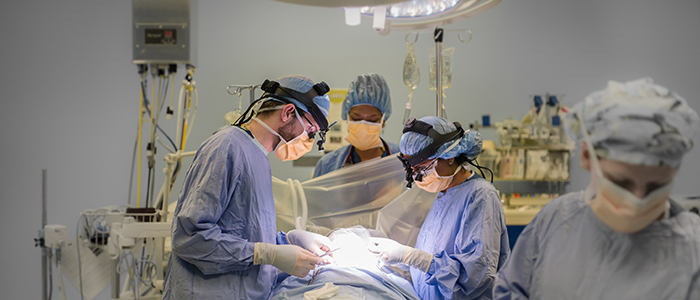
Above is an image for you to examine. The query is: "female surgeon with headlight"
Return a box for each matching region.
[493,78,700,300]
[313,73,400,178]
[370,116,510,300]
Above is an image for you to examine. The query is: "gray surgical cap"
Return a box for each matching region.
[564,78,699,168]
[342,73,392,121]
[267,75,331,118]
[400,116,483,161]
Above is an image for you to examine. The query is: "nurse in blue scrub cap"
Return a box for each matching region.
[370,116,510,300]
[313,73,400,178]
[162,75,340,300]
[494,78,700,300]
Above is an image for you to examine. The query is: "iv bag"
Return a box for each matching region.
[224,92,244,125]
[403,42,420,124]
[224,110,241,125]
[403,43,420,90]
[428,47,456,90]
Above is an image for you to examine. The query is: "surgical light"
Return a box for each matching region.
[273,0,501,34]
[360,0,460,18]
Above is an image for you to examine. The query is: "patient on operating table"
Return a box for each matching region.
[269,226,419,300]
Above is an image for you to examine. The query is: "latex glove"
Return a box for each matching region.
[368,237,408,264]
[368,237,433,273]
[253,243,320,277]
[286,230,333,256]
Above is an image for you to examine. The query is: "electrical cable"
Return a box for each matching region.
[138,76,178,208]
[141,81,177,151]
[157,126,177,150]
[137,75,149,208]
[468,158,494,183]
[184,85,198,143]
[128,138,137,206]
[150,167,156,208]
[150,73,155,144]
[181,89,189,151]
[156,136,175,153]
[169,73,175,110]
[145,168,152,208]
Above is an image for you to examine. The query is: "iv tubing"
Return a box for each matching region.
[150,74,155,149]
[184,83,198,143]
[137,78,144,208]
[181,90,188,150]
[169,74,175,109]
[176,83,185,151]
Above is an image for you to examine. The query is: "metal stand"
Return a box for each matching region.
[227,84,262,105]
[434,28,444,117]
[405,27,472,118]
[159,150,196,222]
[40,170,48,300]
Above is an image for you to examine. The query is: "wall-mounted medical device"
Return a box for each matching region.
[132,0,190,64]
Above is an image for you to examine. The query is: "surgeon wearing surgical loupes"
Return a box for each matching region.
[493,78,700,300]
[371,116,510,300]
[162,75,336,300]
[313,73,400,178]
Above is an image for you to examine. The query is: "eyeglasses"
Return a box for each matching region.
[412,158,437,175]
[299,111,318,140]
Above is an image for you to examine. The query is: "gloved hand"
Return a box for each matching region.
[368,237,408,264]
[286,230,334,256]
[253,243,320,277]
[368,237,433,273]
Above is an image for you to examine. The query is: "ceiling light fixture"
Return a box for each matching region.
[274,0,501,34]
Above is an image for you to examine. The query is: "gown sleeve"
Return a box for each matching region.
[170,138,257,275]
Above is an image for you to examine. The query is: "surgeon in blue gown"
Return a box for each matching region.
[493,78,700,300]
[313,73,399,178]
[371,116,510,300]
[162,75,335,300]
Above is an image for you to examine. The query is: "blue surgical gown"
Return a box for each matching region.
[313,139,399,178]
[493,191,700,300]
[411,173,510,300]
[162,126,287,300]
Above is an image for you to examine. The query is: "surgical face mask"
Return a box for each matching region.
[346,114,384,151]
[253,107,315,161]
[581,117,673,233]
[414,164,462,193]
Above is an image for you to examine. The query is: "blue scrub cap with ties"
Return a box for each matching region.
[400,116,483,161]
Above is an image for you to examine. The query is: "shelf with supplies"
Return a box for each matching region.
[491,179,568,196]
[474,127,573,196]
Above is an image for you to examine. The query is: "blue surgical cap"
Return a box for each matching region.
[400,116,483,161]
[265,75,331,118]
[564,78,699,168]
[342,73,392,121]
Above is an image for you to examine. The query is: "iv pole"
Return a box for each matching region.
[434,28,444,117]
[407,27,472,117]
[227,84,262,105]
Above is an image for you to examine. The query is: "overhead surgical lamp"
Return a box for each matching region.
[273,0,501,34]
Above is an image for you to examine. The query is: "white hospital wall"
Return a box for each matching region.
[1,0,698,299]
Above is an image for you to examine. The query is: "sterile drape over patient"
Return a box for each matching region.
[274,153,435,246]
[269,226,420,300]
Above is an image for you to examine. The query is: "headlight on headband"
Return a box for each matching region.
[398,117,464,188]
